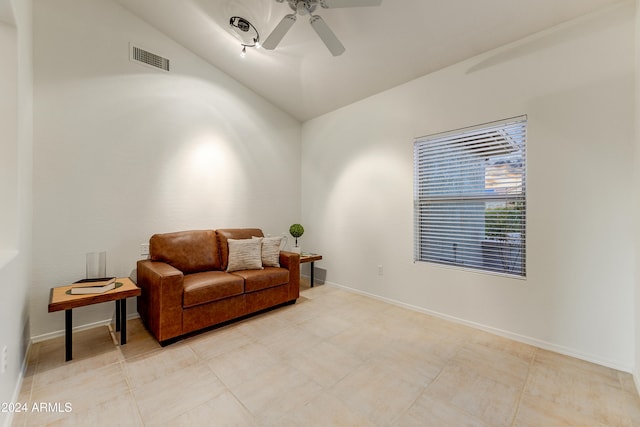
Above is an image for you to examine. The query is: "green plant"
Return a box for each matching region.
[289,224,304,246]
[485,203,524,239]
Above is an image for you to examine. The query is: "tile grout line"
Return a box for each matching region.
[120,359,146,426]
[166,343,228,425]
[616,371,638,426]
[117,322,146,427]
[19,288,640,426]
[187,323,283,426]
[510,347,537,427]
[389,336,464,425]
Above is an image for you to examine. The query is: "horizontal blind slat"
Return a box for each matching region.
[414,116,527,277]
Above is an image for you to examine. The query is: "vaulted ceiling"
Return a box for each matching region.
[115,0,624,122]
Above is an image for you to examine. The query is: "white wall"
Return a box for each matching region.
[634,0,640,389]
[31,0,301,339]
[0,0,32,426]
[0,9,18,252]
[302,2,636,371]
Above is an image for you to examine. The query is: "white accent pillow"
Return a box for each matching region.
[227,238,264,272]
[254,236,282,267]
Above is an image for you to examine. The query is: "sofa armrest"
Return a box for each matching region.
[137,259,184,343]
[279,251,300,300]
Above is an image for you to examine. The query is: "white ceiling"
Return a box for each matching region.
[115,0,624,122]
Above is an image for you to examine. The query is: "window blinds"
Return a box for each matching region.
[414,116,527,277]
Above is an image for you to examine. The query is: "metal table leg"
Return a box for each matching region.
[120,298,127,345]
[115,300,121,332]
[310,261,315,287]
[65,309,72,361]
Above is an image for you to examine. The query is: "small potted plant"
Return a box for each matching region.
[289,223,304,253]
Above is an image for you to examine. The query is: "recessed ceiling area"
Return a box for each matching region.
[114,0,625,122]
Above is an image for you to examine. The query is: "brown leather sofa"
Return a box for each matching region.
[136,228,300,344]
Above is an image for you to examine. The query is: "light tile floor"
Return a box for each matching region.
[13,281,640,426]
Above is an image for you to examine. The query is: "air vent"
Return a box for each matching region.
[130,45,170,71]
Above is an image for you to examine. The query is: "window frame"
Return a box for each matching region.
[413,116,527,278]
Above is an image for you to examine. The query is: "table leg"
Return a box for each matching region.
[65,309,72,361]
[120,298,127,345]
[115,300,121,332]
[310,261,315,288]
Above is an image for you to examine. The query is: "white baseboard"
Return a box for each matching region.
[5,313,141,427]
[324,280,633,373]
[30,313,140,343]
[3,340,32,427]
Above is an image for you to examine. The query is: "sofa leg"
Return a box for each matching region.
[159,337,181,347]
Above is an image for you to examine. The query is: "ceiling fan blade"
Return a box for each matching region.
[263,14,297,50]
[319,0,382,8]
[309,15,345,56]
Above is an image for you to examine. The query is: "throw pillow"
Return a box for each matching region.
[253,236,282,267]
[227,238,264,272]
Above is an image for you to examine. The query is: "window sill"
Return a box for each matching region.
[415,258,527,280]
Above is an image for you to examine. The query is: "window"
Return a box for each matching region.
[414,116,527,277]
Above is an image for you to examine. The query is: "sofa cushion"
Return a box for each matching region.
[227,238,264,272]
[150,230,220,274]
[253,236,282,267]
[217,229,264,271]
[183,271,244,308]
[231,267,289,293]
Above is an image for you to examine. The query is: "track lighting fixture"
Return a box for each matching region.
[229,16,261,58]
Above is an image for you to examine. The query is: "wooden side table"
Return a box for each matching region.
[300,254,322,287]
[48,277,141,361]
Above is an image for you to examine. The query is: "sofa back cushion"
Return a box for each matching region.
[216,229,264,271]
[150,230,221,274]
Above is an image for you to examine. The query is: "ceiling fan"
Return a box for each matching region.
[263,0,382,56]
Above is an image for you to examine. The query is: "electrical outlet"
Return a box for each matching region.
[1,345,7,374]
[377,265,384,276]
[140,243,150,256]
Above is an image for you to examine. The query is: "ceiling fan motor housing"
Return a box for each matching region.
[288,0,317,15]
[265,0,382,56]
